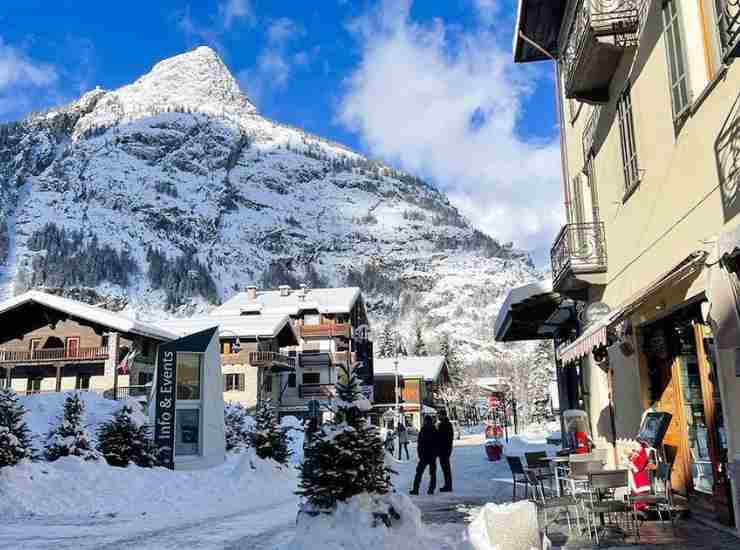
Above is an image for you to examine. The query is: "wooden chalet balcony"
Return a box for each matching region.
[562,0,640,103]
[717,0,740,59]
[332,351,355,364]
[551,222,607,295]
[299,384,336,400]
[300,323,351,339]
[248,351,296,370]
[0,346,109,365]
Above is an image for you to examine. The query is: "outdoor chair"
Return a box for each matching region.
[583,469,635,545]
[525,469,581,536]
[566,457,603,497]
[631,461,676,536]
[525,451,555,495]
[505,455,530,501]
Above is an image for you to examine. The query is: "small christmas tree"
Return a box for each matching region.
[225,402,252,452]
[414,325,427,356]
[250,399,290,464]
[297,363,392,511]
[0,388,34,468]
[377,325,395,358]
[44,393,101,462]
[97,406,158,467]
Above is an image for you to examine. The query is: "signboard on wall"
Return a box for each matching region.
[154,340,177,469]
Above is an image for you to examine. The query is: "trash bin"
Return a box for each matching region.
[485,440,503,461]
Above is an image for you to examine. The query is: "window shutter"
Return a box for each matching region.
[239,374,245,392]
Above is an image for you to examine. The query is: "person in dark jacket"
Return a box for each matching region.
[436,409,454,492]
[410,415,437,495]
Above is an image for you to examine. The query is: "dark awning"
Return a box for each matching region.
[513,0,567,63]
[494,281,574,342]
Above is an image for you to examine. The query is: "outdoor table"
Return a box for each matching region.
[542,455,571,497]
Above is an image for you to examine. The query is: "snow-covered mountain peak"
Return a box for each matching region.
[71,46,256,139]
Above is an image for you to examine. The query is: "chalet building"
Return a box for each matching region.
[160,314,299,412]
[0,291,175,397]
[499,0,740,531]
[211,285,370,419]
[371,356,449,429]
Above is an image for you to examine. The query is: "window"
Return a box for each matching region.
[142,340,151,357]
[175,408,200,456]
[617,85,640,197]
[75,374,91,390]
[263,374,273,392]
[221,341,232,355]
[26,377,42,394]
[303,372,320,385]
[138,371,154,386]
[224,373,245,392]
[288,373,296,388]
[176,352,202,400]
[662,0,691,123]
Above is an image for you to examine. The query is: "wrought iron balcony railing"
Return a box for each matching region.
[551,222,608,288]
[717,0,740,59]
[561,0,640,103]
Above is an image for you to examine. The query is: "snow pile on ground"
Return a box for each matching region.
[466,501,540,550]
[502,429,559,463]
[281,415,305,464]
[19,391,146,452]
[284,492,440,550]
[0,449,296,519]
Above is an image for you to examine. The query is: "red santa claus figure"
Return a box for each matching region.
[628,440,652,513]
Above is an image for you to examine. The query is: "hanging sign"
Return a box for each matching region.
[154,341,177,469]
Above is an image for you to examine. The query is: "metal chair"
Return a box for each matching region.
[505,455,530,501]
[583,469,635,545]
[525,469,581,535]
[567,457,603,497]
[525,451,555,494]
[631,461,676,535]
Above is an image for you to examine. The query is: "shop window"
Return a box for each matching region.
[176,352,202,400]
[224,373,245,392]
[303,372,320,385]
[75,374,91,390]
[26,377,42,394]
[175,408,200,456]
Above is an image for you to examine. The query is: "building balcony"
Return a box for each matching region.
[300,323,351,339]
[248,351,296,371]
[551,222,608,295]
[299,384,336,400]
[331,351,355,365]
[717,0,740,59]
[562,0,640,103]
[0,346,109,365]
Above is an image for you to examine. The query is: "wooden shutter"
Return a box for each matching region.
[238,374,245,392]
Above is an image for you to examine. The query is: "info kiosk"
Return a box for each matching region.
[152,326,226,470]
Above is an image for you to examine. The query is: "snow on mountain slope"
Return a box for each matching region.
[0,47,543,367]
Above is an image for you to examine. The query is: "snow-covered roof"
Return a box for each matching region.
[374,356,447,383]
[160,314,297,340]
[211,287,361,317]
[0,291,177,341]
[494,279,571,342]
[476,377,509,393]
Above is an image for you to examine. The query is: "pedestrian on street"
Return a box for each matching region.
[410,415,437,495]
[397,422,410,460]
[436,409,454,492]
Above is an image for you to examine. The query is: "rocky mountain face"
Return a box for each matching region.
[0,47,544,368]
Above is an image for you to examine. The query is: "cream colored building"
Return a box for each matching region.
[507,0,740,531]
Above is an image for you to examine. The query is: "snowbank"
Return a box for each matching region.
[0,449,296,519]
[19,391,146,452]
[502,432,559,465]
[467,501,540,550]
[284,492,434,550]
[281,415,305,465]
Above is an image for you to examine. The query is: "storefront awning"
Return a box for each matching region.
[494,280,574,342]
[557,310,619,365]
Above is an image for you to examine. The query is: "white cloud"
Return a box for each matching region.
[338,0,562,263]
[0,37,57,91]
[473,0,499,23]
[173,1,255,52]
[218,0,255,29]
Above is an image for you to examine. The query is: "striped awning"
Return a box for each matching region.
[556,318,611,365]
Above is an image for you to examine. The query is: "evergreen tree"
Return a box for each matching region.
[250,399,290,464]
[414,325,428,356]
[0,388,34,467]
[97,406,158,467]
[377,325,395,358]
[225,402,252,452]
[44,393,101,462]
[297,363,392,511]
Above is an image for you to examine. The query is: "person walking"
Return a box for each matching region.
[436,409,454,492]
[397,422,410,460]
[410,415,437,495]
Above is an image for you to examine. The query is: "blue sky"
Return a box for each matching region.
[0,0,562,265]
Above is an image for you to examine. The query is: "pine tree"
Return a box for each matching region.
[97,406,158,467]
[0,388,34,468]
[377,325,395,358]
[414,325,428,356]
[250,399,290,464]
[225,402,252,452]
[297,363,392,511]
[44,393,101,462]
